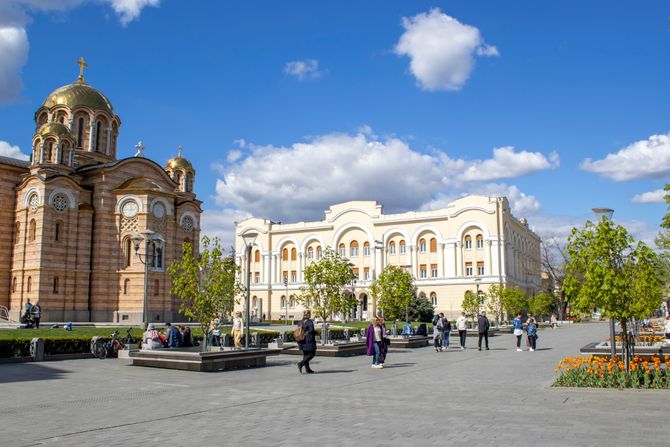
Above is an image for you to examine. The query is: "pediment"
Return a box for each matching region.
[115,177,164,192]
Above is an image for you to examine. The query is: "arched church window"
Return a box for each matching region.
[154,279,160,296]
[150,242,164,270]
[291,248,296,261]
[123,279,130,295]
[54,221,63,242]
[14,222,20,244]
[27,277,32,293]
[53,276,59,294]
[430,238,437,253]
[29,194,39,213]
[46,142,54,163]
[181,215,194,232]
[184,173,190,192]
[29,219,36,241]
[53,194,68,212]
[95,121,101,152]
[124,238,132,268]
[77,117,84,148]
[12,277,17,293]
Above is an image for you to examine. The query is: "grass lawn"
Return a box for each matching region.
[0,326,225,340]
[329,321,434,330]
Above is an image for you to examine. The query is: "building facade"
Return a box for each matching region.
[0,61,201,323]
[235,196,541,321]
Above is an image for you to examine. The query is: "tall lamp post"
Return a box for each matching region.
[241,231,257,349]
[132,230,164,328]
[284,276,289,325]
[593,207,616,359]
[474,277,482,314]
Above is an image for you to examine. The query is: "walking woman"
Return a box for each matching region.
[297,310,316,374]
[527,318,538,352]
[456,312,467,350]
[513,312,524,351]
[231,311,244,350]
[366,317,384,368]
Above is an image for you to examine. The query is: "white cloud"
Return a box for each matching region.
[581,133,670,181]
[0,26,28,104]
[632,189,667,204]
[284,59,322,80]
[226,150,242,163]
[0,140,29,160]
[200,208,252,252]
[213,129,555,224]
[394,8,498,91]
[104,0,160,26]
[457,147,559,182]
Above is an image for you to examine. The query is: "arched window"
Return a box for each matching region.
[54,221,63,242]
[282,248,288,261]
[350,241,359,257]
[175,172,182,188]
[37,112,48,126]
[27,276,32,293]
[430,292,437,306]
[289,295,296,308]
[95,121,101,151]
[154,279,160,296]
[150,242,163,269]
[254,250,260,263]
[46,141,53,162]
[307,247,314,260]
[123,278,130,295]
[476,234,484,249]
[14,222,20,244]
[419,238,427,253]
[29,219,36,242]
[316,246,322,259]
[77,117,84,148]
[184,173,190,192]
[124,238,132,268]
[363,241,370,256]
[399,240,406,254]
[12,277,17,293]
[281,295,287,309]
[338,243,346,257]
[430,238,437,253]
[53,276,59,293]
[388,241,396,254]
[290,248,296,261]
[464,235,472,249]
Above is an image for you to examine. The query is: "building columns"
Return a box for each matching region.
[456,241,463,277]
[105,128,112,155]
[485,240,493,276]
[88,120,95,152]
[437,243,445,278]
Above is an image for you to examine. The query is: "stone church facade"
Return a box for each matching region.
[0,62,201,323]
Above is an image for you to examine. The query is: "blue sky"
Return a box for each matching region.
[1,0,669,247]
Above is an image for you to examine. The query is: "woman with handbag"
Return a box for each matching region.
[513,312,524,351]
[366,317,384,369]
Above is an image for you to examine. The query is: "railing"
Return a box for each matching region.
[0,305,14,322]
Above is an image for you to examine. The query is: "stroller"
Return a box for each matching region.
[19,311,36,329]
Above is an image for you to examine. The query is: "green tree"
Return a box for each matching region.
[564,217,664,369]
[527,292,556,318]
[461,290,480,321]
[500,286,528,317]
[369,265,416,321]
[485,284,504,323]
[299,247,357,322]
[167,236,241,349]
[407,291,435,322]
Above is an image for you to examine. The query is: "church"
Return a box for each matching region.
[0,59,201,323]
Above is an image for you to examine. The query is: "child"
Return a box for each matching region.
[527,318,538,352]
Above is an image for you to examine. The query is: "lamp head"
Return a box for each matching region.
[592,208,614,221]
[131,234,143,252]
[241,231,258,247]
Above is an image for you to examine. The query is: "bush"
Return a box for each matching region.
[0,339,31,358]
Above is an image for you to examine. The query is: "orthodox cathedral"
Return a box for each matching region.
[0,59,201,323]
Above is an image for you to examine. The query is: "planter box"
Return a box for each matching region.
[283,341,367,357]
[131,348,281,372]
[580,342,669,358]
[387,336,430,349]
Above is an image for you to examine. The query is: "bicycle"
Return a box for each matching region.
[92,331,125,359]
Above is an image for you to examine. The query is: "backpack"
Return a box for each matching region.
[294,323,305,342]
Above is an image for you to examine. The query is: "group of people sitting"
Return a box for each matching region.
[141,322,194,350]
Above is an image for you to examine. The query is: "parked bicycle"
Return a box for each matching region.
[92,331,125,359]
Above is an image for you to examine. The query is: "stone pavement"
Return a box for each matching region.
[1,323,668,446]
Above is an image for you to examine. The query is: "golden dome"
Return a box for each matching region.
[42,81,114,115]
[165,146,194,171]
[38,122,71,138]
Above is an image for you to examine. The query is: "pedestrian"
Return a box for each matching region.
[209,318,221,347]
[664,315,670,340]
[165,322,182,348]
[297,310,316,374]
[513,312,524,351]
[456,312,467,350]
[23,298,32,325]
[550,313,558,329]
[432,313,441,351]
[477,311,490,351]
[378,317,389,366]
[31,301,42,329]
[366,317,384,368]
[179,325,193,348]
[141,323,163,350]
[232,311,244,350]
[527,318,538,351]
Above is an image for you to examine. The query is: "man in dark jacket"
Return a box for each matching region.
[165,322,182,348]
[297,310,317,374]
[477,311,490,351]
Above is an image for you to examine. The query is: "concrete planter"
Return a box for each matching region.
[131,348,281,372]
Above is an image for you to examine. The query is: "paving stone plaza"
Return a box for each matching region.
[1,322,668,446]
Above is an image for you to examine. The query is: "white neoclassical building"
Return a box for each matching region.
[234,195,541,321]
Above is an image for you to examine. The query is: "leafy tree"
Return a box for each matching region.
[527,292,556,318]
[542,237,569,318]
[500,286,528,317]
[407,291,434,322]
[485,284,504,323]
[167,236,241,349]
[369,265,416,321]
[299,247,357,322]
[564,217,664,369]
[461,290,480,321]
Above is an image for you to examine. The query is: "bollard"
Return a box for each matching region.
[344,328,349,340]
[221,333,229,347]
[251,333,260,348]
[31,337,44,361]
[281,331,287,342]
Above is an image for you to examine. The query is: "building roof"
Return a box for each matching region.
[42,81,114,115]
[0,155,30,169]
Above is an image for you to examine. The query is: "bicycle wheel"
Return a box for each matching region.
[92,341,107,359]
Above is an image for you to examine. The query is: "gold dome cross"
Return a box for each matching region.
[77,57,88,83]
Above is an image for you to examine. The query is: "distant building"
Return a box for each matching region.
[0,60,201,323]
[235,196,541,320]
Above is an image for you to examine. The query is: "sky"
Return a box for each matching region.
[0,0,669,249]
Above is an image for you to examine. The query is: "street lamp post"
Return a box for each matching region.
[593,207,616,359]
[284,277,289,325]
[132,230,163,328]
[474,277,482,314]
[241,232,258,349]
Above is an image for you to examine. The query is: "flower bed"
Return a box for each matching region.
[554,355,670,389]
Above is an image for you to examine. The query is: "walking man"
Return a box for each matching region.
[297,310,316,374]
[477,311,490,351]
[31,301,42,329]
[456,312,467,349]
[441,313,451,350]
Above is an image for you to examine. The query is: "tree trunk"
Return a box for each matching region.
[621,318,630,373]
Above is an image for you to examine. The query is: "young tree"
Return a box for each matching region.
[168,236,242,349]
[485,284,504,323]
[564,218,664,369]
[500,286,528,317]
[527,292,556,319]
[299,247,357,322]
[369,265,416,322]
[407,291,435,322]
[461,290,480,322]
[542,237,569,318]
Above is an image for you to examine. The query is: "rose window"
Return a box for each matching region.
[29,194,39,213]
[181,215,194,232]
[53,194,69,212]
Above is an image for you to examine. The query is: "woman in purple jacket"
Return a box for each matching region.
[366,317,384,369]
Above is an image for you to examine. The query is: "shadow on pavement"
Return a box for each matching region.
[0,363,70,383]
[534,348,553,351]
[310,369,355,374]
[381,362,416,368]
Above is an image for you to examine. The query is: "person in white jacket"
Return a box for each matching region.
[142,323,163,350]
[456,312,467,350]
